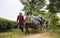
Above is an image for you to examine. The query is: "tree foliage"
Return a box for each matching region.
[47,0,60,13]
[20,0,46,15]
[20,0,60,27]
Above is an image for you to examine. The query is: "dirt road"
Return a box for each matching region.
[14,32,50,38]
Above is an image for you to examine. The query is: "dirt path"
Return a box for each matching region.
[14,32,50,38]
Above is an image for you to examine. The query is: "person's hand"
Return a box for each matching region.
[16,21,19,24]
[16,21,19,26]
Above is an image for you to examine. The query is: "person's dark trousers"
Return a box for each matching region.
[25,23,30,34]
[19,23,24,32]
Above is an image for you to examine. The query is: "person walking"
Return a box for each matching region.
[17,12,24,32]
[25,11,32,34]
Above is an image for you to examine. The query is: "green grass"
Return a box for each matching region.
[0,28,41,38]
[0,28,60,38]
[0,29,25,38]
[50,33,60,38]
[49,25,60,38]
[0,28,39,38]
[50,29,60,38]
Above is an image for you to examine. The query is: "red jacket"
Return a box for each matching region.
[17,15,24,23]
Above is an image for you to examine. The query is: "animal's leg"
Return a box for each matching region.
[40,24,43,33]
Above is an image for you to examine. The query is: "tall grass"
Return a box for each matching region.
[0,29,25,38]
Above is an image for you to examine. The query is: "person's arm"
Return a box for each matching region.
[17,15,19,23]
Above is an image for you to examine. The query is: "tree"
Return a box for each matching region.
[47,0,60,13]
[20,0,46,15]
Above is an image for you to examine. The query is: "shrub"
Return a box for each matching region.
[0,18,17,32]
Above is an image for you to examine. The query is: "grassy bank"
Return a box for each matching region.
[50,29,60,38]
[0,28,60,38]
[0,29,25,38]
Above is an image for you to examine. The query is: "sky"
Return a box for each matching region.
[0,0,24,21]
[0,0,60,21]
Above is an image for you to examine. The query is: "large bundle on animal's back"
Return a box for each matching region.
[27,15,49,29]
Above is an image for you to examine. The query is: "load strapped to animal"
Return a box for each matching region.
[33,16,49,32]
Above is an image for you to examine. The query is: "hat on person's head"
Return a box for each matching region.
[19,12,22,14]
[19,12,22,15]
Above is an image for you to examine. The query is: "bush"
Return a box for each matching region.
[0,18,17,32]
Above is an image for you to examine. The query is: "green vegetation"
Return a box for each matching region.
[0,16,60,38]
[50,34,60,38]
[0,29,24,38]
[50,29,60,38]
[0,18,17,32]
[47,0,60,13]
[0,0,60,38]
[21,0,46,16]
[20,0,60,38]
